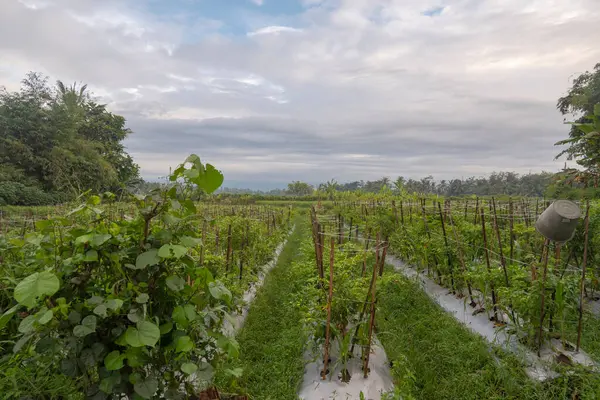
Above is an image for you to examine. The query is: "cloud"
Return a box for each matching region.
[1,0,599,188]
[246,25,303,36]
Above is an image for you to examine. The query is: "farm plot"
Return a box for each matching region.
[0,157,292,400]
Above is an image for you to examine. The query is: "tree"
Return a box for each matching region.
[286,181,313,196]
[555,63,600,183]
[0,72,139,203]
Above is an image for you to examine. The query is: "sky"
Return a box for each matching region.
[1,0,599,189]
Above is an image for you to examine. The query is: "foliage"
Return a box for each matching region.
[0,154,247,399]
[0,72,139,204]
[286,181,314,196]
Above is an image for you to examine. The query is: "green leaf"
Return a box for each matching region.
[99,377,114,394]
[74,314,97,337]
[159,322,173,335]
[166,275,185,292]
[135,249,160,270]
[196,361,215,381]
[158,244,188,259]
[183,304,197,321]
[128,308,143,323]
[208,281,232,303]
[14,271,60,308]
[134,376,158,399]
[82,315,97,330]
[126,347,147,367]
[106,299,124,310]
[84,249,99,262]
[18,315,37,333]
[135,293,150,304]
[181,363,198,375]
[88,295,105,305]
[137,321,160,347]
[74,234,92,245]
[175,336,193,353]
[73,325,95,337]
[217,335,239,358]
[200,163,224,194]
[0,304,20,331]
[104,350,125,371]
[91,234,112,247]
[94,305,108,318]
[172,306,188,328]
[37,309,53,325]
[125,327,143,347]
[594,103,600,117]
[179,236,202,247]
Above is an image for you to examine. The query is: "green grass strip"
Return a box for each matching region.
[216,216,313,399]
[376,273,600,400]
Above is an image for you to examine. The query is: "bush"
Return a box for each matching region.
[0,181,66,206]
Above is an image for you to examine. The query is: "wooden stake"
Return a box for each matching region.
[480,208,499,322]
[322,237,335,379]
[577,201,590,351]
[537,239,551,356]
[438,202,455,292]
[226,224,232,273]
[363,248,379,378]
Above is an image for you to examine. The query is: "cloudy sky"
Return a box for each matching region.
[1,0,599,189]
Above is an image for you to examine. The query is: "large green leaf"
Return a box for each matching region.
[135,293,150,304]
[199,163,224,194]
[175,336,193,353]
[172,306,188,328]
[180,363,198,375]
[84,249,99,262]
[37,309,53,325]
[208,281,232,303]
[166,275,185,292]
[0,304,20,330]
[158,244,188,259]
[137,321,160,347]
[135,249,160,270]
[14,271,60,308]
[91,234,112,247]
[18,315,37,333]
[104,350,125,371]
[126,322,160,347]
[134,376,158,399]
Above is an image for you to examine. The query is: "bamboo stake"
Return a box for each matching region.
[492,198,515,323]
[537,239,551,356]
[577,201,591,352]
[480,208,499,322]
[438,202,455,292]
[226,224,232,273]
[363,244,379,378]
[321,237,335,379]
[448,213,476,306]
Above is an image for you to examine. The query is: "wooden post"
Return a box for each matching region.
[200,219,207,266]
[537,239,551,356]
[348,217,353,241]
[509,198,514,262]
[322,238,335,379]
[577,201,591,351]
[492,198,515,322]
[226,224,232,273]
[400,200,404,225]
[378,239,388,277]
[448,213,476,306]
[480,208,499,322]
[438,202,455,292]
[363,247,379,378]
[215,226,220,255]
[392,200,399,227]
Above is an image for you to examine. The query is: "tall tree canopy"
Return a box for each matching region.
[0,72,139,204]
[555,63,600,181]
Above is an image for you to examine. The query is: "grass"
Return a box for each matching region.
[215,215,314,399]
[376,272,600,400]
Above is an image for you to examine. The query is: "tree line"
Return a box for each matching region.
[0,73,139,205]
